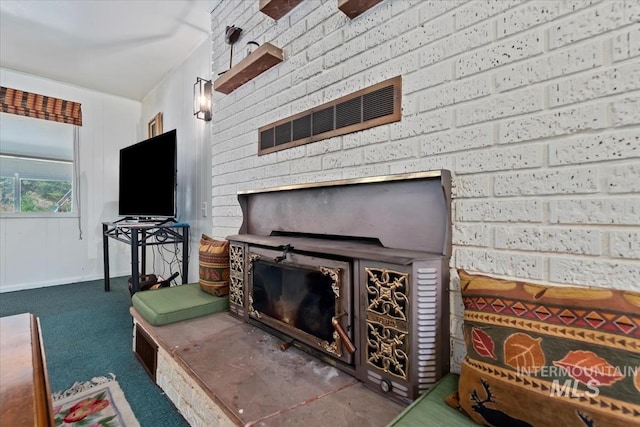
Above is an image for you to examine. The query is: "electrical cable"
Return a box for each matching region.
[154,240,183,285]
[73,126,83,240]
[148,227,192,286]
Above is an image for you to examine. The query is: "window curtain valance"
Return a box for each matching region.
[0,86,82,126]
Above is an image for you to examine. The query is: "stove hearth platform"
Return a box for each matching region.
[131,308,404,426]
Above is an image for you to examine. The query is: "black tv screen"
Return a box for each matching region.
[118,129,176,218]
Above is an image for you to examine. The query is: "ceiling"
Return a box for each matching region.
[0,0,216,100]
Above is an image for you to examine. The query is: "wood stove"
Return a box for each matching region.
[227,171,451,403]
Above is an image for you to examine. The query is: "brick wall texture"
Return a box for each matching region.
[209,0,640,372]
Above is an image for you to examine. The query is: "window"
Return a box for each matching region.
[0,113,75,215]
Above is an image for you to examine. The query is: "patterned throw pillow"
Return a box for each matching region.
[448,269,640,427]
[198,234,230,296]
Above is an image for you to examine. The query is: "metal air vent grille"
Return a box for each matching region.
[363,85,395,121]
[260,128,275,151]
[313,107,334,135]
[336,97,362,129]
[275,123,292,146]
[258,76,401,155]
[292,115,312,140]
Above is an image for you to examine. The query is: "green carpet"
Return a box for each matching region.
[0,277,189,427]
[387,374,472,426]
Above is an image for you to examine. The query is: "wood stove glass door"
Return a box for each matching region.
[247,247,353,365]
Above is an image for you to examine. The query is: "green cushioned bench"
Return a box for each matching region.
[131,283,229,326]
[387,374,475,427]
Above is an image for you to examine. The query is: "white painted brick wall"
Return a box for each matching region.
[419,74,491,112]
[549,197,640,225]
[549,130,639,165]
[456,248,545,278]
[548,1,634,50]
[495,40,603,92]
[549,61,640,107]
[549,257,640,290]
[456,31,544,78]
[456,145,544,174]
[499,103,609,144]
[420,124,493,155]
[391,14,454,58]
[605,162,640,193]
[612,25,640,61]
[451,175,492,198]
[454,0,525,30]
[453,223,491,247]
[456,86,543,126]
[611,230,640,259]
[494,226,602,255]
[611,94,640,126]
[456,199,544,222]
[497,1,571,38]
[494,167,599,196]
[209,0,640,373]
[420,21,493,68]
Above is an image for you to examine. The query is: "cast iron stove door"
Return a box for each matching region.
[247,246,354,365]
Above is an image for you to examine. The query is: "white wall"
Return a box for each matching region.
[0,68,141,292]
[208,0,640,372]
[0,36,213,291]
[141,39,212,283]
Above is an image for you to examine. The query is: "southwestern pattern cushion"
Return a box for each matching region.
[198,234,230,296]
[449,269,640,427]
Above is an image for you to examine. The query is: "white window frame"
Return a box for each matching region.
[0,113,78,218]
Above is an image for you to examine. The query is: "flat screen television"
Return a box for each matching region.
[118,129,177,219]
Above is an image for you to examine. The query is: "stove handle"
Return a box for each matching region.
[332,318,356,354]
[274,244,293,263]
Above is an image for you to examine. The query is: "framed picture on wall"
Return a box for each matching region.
[148,112,163,137]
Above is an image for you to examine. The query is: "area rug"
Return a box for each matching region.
[51,373,140,427]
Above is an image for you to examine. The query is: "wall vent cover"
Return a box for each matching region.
[258,76,401,155]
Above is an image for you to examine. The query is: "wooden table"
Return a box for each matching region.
[0,313,55,426]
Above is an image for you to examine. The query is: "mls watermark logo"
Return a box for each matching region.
[516,365,638,398]
[549,378,600,398]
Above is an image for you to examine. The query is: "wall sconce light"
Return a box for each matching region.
[193,77,212,121]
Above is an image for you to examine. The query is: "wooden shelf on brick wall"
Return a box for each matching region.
[338,0,384,19]
[259,0,303,20]
[213,43,283,94]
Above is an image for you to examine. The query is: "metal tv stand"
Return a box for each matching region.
[102,219,189,293]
